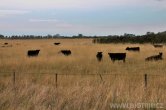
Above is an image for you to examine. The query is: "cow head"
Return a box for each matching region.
[159,52,163,56]
[126,47,129,50]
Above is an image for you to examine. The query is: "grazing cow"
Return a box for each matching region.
[153,44,163,48]
[108,53,126,62]
[126,47,140,51]
[27,50,40,57]
[60,50,71,56]
[4,43,8,45]
[54,42,61,45]
[1,45,12,47]
[96,52,103,62]
[145,52,163,61]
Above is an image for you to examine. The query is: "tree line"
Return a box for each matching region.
[0,34,92,39]
[0,31,166,44]
[0,34,63,39]
[93,31,166,44]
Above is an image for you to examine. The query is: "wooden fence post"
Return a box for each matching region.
[144,74,147,88]
[12,71,16,110]
[55,73,58,88]
[13,71,16,86]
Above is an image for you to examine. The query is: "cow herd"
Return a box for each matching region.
[96,46,163,62]
[1,42,163,62]
[27,49,72,57]
[96,52,126,62]
[96,51,163,62]
[26,45,164,63]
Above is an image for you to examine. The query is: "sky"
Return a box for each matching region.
[0,0,166,36]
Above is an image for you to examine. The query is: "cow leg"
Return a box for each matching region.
[99,58,102,62]
[123,59,125,63]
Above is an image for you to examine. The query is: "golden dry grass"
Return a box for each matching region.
[0,38,166,110]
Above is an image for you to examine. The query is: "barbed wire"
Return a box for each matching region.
[0,71,165,77]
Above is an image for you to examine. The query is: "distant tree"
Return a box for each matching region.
[53,34,60,38]
[78,34,83,37]
[47,34,52,39]
[124,33,135,37]
[0,34,4,39]
[93,31,166,44]
[146,32,155,35]
[55,34,60,37]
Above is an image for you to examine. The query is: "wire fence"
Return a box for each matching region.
[0,71,166,89]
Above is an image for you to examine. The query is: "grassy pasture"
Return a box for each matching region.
[0,39,166,110]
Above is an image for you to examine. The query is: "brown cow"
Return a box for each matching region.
[145,52,163,61]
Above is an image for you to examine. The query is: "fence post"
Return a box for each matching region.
[144,74,147,88]
[55,73,58,88]
[13,71,16,86]
[12,71,16,110]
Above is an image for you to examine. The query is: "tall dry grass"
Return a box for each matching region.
[0,39,166,110]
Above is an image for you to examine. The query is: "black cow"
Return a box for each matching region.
[96,52,103,62]
[4,43,8,45]
[126,47,140,51]
[153,44,163,48]
[145,52,163,61]
[60,50,71,56]
[27,50,40,57]
[54,42,61,45]
[108,53,126,62]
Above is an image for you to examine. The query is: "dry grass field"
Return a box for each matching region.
[0,38,166,110]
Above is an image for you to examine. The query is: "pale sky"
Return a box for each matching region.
[0,0,166,36]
